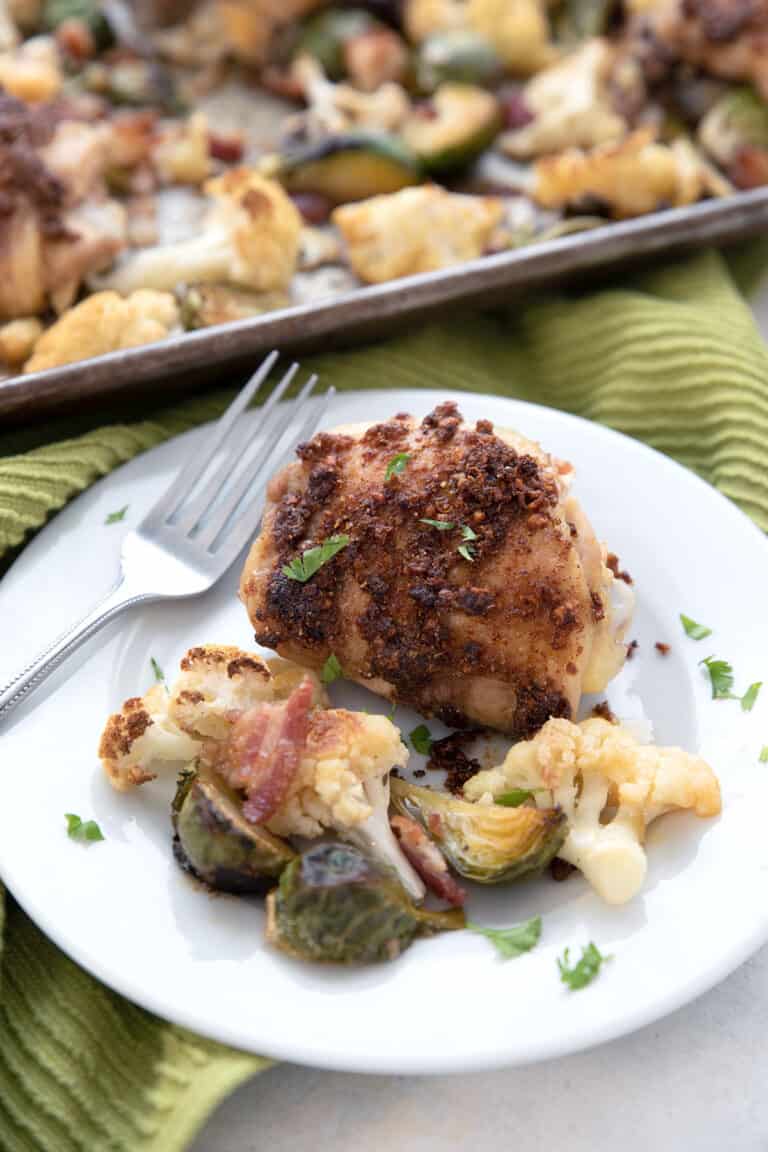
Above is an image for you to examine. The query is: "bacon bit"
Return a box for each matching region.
[56,18,96,61]
[729,148,768,190]
[259,67,305,102]
[208,132,244,164]
[626,639,639,660]
[290,191,333,224]
[498,87,534,131]
[391,815,466,907]
[655,641,671,655]
[217,677,314,824]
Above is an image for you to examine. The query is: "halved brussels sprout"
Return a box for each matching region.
[295,8,378,79]
[179,284,289,330]
[402,84,501,173]
[553,0,618,43]
[699,87,768,187]
[278,133,423,204]
[172,766,295,893]
[416,31,504,93]
[265,842,465,964]
[391,778,566,883]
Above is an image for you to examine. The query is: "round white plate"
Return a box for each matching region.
[2,389,768,1074]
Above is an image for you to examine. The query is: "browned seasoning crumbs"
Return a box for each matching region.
[591,700,617,723]
[426,729,484,794]
[626,639,639,660]
[606,552,633,585]
[550,857,577,882]
[655,641,671,655]
[412,768,426,778]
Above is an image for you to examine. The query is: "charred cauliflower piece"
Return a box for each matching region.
[23,289,178,373]
[533,129,705,217]
[0,33,61,102]
[94,169,302,296]
[502,39,628,159]
[333,185,503,282]
[467,0,555,75]
[404,0,467,44]
[99,683,200,791]
[464,716,721,904]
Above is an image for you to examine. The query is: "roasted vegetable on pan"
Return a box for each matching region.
[391,778,566,883]
[278,133,423,202]
[265,842,465,963]
[402,83,501,172]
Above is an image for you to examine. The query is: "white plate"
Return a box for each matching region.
[2,389,768,1074]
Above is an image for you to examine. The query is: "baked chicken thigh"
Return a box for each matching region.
[240,403,633,737]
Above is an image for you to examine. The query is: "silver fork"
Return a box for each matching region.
[0,351,332,724]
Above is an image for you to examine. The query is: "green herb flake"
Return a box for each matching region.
[469,915,542,960]
[385,453,410,482]
[741,682,762,712]
[150,656,165,684]
[495,788,541,807]
[105,505,128,525]
[759,746,768,763]
[457,543,476,562]
[65,813,104,843]
[558,942,611,990]
[680,613,712,641]
[410,724,433,755]
[420,518,455,531]
[321,653,343,684]
[700,655,735,699]
[282,534,350,583]
[460,524,478,542]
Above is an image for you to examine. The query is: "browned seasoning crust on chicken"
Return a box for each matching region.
[241,403,626,737]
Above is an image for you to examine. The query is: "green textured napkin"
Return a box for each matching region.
[1,246,767,1151]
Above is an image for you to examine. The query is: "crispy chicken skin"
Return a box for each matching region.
[240,403,633,737]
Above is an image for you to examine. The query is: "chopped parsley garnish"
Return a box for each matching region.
[457,524,478,562]
[760,746,768,763]
[495,789,541,807]
[105,505,128,525]
[420,518,454,531]
[65,813,104,843]
[680,613,712,641]
[558,942,611,990]
[385,453,410,481]
[700,657,761,708]
[741,682,762,712]
[282,534,350,582]
[469,915,542,960]
[700,656,735,699]
[410,724,433,755]
[321,653,342,684]
[150,657,165,683]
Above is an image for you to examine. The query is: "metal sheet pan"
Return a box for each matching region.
[4,187,768,423]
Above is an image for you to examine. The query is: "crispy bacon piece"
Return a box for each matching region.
[391,814,466,907]
[215,676,314,823]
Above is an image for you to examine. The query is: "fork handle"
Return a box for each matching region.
[0,581,152,724]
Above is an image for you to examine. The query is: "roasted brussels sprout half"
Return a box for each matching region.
[402,84,501,173]
[172,766,296,894]
[295,8,378,79]
[391,778,566,883]
[416,31,504,93]
[699,87,768,188]
[179,284,290,330]
[265,842,465,964]
[279,133,423,203]
[43,0,114,49]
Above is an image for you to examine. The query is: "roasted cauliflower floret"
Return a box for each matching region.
[216,0,325,65]
[99,683,201,791]
[403,0,467,44]
[333,184,503,283]
[168,645,326,741]
[0,316,43,366]
[464,716,721,904]
[289,54,411,139]
[0,33,61,101]
[502,40,628,159]
[94,169,302,296]
[154,111,213,186]
[467,0,555,75]
[23,289,178,373]
[533,129,705,218]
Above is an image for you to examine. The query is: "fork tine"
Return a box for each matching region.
[149,348,278,526]
[173,361,300,536]
[196,373,321,552]
[210,383,334,562]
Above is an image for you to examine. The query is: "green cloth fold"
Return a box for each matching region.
[1,247,767,1151]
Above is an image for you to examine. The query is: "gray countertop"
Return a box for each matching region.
[191,268,768,1152]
